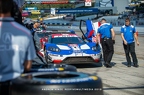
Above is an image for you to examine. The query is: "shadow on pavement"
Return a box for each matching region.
[70,62,103,68]
[103,86,144,90]
[122,62,136,67]
[110,62,117,67]
[32,56,104,69]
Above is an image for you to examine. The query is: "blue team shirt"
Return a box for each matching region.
[121,25,136,44]
[0,17,36,82]
[98,23,113,38]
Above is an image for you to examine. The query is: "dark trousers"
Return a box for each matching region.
[0,81,11,95]
[123,42,138,65]
[101,38,114,64]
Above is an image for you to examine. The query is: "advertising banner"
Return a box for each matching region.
[41,0,69,4]
[56,8,98,14]
[85,0,92,6]
[25,7,37,10]
[25,0,69,4]
[22,12,29,17]
[51,8,56,15]
[31,10,41,15]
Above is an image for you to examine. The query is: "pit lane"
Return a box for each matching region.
[74,32,144,95]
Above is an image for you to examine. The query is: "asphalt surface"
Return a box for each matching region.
[74,32,144,95]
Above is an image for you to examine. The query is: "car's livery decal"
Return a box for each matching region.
[68,44,80,51]
[52,34,78,38]
[80,44,90,49]
[57,45,71,50]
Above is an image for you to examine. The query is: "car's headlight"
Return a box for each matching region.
[48,47,60,52]
[92,45,101,51]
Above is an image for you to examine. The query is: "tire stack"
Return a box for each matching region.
[11,41,103,95]
[11,72,103,95]
[29,64,77,72]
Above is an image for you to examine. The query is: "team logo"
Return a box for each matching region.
[2,32,12,44]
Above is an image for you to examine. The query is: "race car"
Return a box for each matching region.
[44,31,101,64]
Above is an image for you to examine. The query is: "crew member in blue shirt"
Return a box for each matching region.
[121,18,139,67]
[0,0,36,94]
[96,18,115,68]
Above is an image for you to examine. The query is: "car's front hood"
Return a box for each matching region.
[57,44,90,51]
[45,42,101,55]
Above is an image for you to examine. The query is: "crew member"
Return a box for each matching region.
[120,18,139,67]
[96,18,115,68]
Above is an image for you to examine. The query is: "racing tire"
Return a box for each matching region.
[11,72,103,95]
[29,64,77,72]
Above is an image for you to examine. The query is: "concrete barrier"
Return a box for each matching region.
[47,26,144,35]
[113,27,144,34]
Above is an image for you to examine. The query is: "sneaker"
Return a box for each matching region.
[105,63,112,68]
[127,63,131,67]
[127,64,131,67]
[133,64,139,68]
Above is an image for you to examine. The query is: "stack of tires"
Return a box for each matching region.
[11,72,103,95]
[11,62,103,95]
[29,64,77,72]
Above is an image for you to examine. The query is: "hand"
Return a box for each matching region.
[136,41,140,46]
[112,40,115,44]
[124,40,127,45]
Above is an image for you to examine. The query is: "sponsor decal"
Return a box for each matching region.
[45,76,98,84]
[68,44,80,52]
[58,68,64,71]
[0,33,20,51]
[2,32,12,44]
[52,34,78,38]
[68,44,82,56]
[90,76,98,80]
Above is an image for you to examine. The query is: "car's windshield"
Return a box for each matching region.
[51,37,85,44]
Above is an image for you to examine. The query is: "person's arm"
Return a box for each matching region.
[96,33,101,43]
[96,28,100,43]
[110,23,115,44]
[134,32,140,46]
[23,60,32,72]
[111,28,115,40]
[24,36,37,73]
[121,33,127,45]
[120,26,127,45]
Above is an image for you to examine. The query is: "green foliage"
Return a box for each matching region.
[28,14,39,19]
[24,4,74,9]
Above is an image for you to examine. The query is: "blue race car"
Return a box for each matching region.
[44,31,101,64]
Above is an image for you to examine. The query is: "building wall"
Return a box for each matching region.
[94,0,130,14]
[114,0,130,14]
